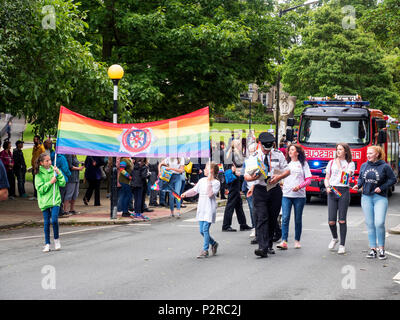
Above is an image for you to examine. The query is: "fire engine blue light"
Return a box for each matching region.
[313,161,320,167]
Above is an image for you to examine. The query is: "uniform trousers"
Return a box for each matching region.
[253,184,282,250]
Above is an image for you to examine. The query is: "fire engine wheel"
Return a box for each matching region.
[306,194,312,203]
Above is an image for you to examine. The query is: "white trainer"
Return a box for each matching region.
[338,245,346,254]
[249,230,256,238]
[54,239,61,251]
[42,244,50,253]
[328,238,339,250]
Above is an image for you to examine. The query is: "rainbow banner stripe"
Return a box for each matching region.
[55,106,210,158]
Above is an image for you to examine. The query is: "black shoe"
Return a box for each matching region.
[240,225,252,231]
[143,208,154,213]
[121,213,131,217]
[83,197,89,205]
[366,249,377,259]
[180,204,187,208]
[254,249,268,258]
[250,239,258,245]
[222,227,237,232]
[267,248,275,255]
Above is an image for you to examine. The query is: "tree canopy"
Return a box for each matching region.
[281,0,400,116]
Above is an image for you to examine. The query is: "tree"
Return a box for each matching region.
[281,1,400,116]
[77,0,281,120]
[0,0,129,136]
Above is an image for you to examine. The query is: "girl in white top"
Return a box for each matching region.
[324,143,355,254]
[181,162,221,259]
[277,144,312,250]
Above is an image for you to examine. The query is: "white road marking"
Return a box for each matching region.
[387,251,400,260]
[393,272,400,280]
[0,225,123,242]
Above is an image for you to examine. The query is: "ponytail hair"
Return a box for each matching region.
[34,153,49,175]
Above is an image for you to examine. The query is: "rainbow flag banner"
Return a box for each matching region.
[56,106,210,158]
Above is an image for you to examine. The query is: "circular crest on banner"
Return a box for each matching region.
[121,128,152,153]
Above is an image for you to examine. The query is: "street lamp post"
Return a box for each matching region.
[248,84,254,130]
[107,64,124,220]
[275,0,319,146]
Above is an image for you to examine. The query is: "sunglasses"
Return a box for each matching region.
[262,142,274,149]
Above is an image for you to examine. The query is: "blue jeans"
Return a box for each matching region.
[168,174,182,212]
[281,197,306,242]
[117,182,132,213]
[43,206,60,244]
[199,221,216,251]
[361,194,388,248]
[246,195,255,228]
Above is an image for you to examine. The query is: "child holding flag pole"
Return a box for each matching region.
[181,162,221,258]
[324,143,355,255]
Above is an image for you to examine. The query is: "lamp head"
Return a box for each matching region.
[108,64,124,80]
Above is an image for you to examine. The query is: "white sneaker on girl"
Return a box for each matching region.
[328,238,339,250]
[43,244,50,253]
[54,239,61,251]
[338,245,346,254]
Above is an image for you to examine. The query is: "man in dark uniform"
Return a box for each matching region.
[245,132,290,258]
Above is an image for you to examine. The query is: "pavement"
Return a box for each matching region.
[0,181,228,230]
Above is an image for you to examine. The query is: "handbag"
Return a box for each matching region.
[224,169,237,184]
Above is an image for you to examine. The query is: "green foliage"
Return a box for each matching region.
[281,1,400,116]
[78,0,279,119]
[0,0,130,136]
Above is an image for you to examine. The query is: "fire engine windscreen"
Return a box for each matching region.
[299,118,369,144]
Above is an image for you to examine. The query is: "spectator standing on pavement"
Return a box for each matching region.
[0,140,16,199]
[83,156,105,206]
[0,160,10,201]
[13,140,28,198]
[218,141,227,199]
[148,159,159,206]
[222,138,252,232]
[131,157,151,220]
[277,144,312,250]
[64,154,84,215]
[43,139,53,156]
[181,162,221,258]
[158,157,185,218]
[117,156,133,217]
[5,120,11,141]
[353,146,396,260]
[324,143,355,255]
[34,153,66,253]
[31,135,45,200]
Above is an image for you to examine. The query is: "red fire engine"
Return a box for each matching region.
[286,95,399,202]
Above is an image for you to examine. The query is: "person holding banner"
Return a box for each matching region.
[34,153,66,252]
[158,157,185,218]
[324,143,355,255]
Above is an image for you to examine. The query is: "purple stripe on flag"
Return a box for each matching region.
[56,146,210,158]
